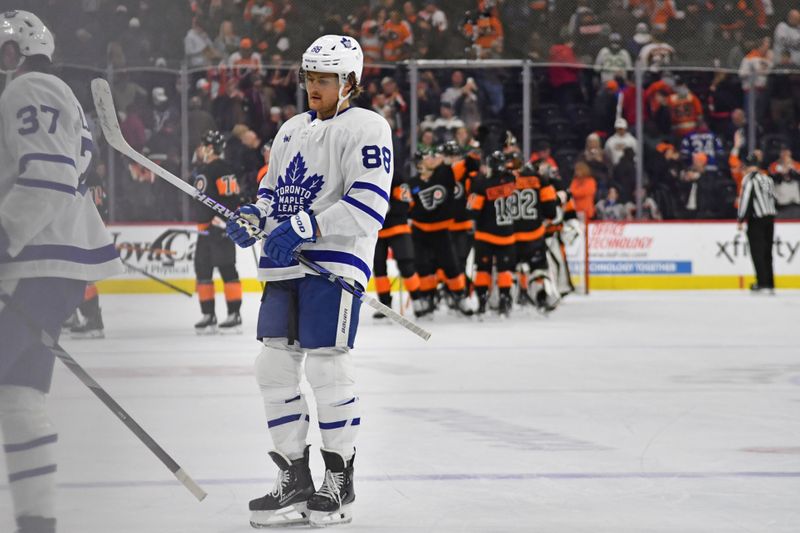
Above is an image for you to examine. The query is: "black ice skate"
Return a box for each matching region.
[194,313,217,335]
[307,449,355,527]
[249,446,315,528]
[497,292,512,317]
[16,515,56,533]
[69,310,104,339]
[218,311,242,333]
[448,290,474,317]
[373,293,392,319]
[412,294,434,318]
[61,310,81,333]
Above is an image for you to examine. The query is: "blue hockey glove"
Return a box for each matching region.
[264,211,317,266]
[226,205,265,248]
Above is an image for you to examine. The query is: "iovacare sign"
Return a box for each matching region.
[107,224,259,280]
[586,222,800,276]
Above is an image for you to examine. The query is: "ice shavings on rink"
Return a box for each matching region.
[1,290,799,532]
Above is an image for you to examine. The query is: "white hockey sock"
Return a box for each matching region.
[316,396,360,461]
[0,386,57,519]
[263,393,311,461]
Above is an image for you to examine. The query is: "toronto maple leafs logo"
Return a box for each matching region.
[270,152,324,221]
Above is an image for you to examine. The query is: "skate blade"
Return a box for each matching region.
[195,326,217,335]
[70,330,105,339]
[250,503,309,528]
[217,325,243,335]
[308,504,353,528]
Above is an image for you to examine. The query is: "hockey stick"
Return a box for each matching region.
[0,289,207,502]
[91,78,431,341]
[120,258,194,298]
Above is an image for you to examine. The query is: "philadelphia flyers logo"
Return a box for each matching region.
[453,180,464,200]
[419,185,447,210]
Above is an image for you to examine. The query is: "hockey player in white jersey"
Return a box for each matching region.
[0,11,123,533]
[226,34,392,527]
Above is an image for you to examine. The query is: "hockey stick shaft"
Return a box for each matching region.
[92,78,431,341]
[120,259,194,298]
[0,290,207,501]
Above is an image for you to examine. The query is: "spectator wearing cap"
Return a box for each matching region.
[628,21,652,57]
[595,33,632,84]
[261,106,283,144]
[185,17,219,68]
[119,16,151,66]
[226,38,263,80]
[266,18,293,56]
[774,9,800,65]
[769,146,800,218]
[593,78,621,135]
[420,101,465,144]
[604,118,637,167]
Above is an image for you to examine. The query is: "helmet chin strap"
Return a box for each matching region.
[332,74,350,119]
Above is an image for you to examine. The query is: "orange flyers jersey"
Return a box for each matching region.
[467,170,517,245]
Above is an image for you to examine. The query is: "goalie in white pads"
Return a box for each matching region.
[0,11,123,533]
[226,35,392,528]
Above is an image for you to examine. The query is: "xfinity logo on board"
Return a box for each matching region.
[715,233,799,264]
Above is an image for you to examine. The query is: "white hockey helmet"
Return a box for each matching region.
[301,34,363,88]
[0,10,54,70]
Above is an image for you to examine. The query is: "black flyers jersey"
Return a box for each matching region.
[379,174,413,238]
[513,171,557,241]
[451,154,480,227]
[192,158,241,227]
[467,170,517,244]
[408,163,456,231]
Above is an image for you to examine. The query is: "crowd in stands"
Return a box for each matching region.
[29,0,800,221]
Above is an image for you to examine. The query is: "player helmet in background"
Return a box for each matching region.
[301,34,363,89]
[518,162,539,177]
[201,130,226,155]
[439,140,462,157]
[485,150,507,176]
[0,10,54,72]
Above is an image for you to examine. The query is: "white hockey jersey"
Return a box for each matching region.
[254,106,393,289]
[0,72,123,281]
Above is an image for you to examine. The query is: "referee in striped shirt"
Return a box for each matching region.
[737,154,777,293]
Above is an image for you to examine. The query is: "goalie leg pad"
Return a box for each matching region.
[0,385,57,521]
[305,348,359,460]
[256,339,310,460]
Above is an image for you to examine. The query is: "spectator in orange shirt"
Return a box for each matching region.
[382,10,413,62]
[570,161,598,220]
[666,76,703,140]
[226,38,262,80]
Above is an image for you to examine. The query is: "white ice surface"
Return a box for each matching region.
[1,290,799,532]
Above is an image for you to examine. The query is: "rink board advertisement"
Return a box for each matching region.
[572,221,800,290]
[97,222,800,294]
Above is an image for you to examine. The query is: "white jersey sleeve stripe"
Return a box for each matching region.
[341,195,385,225]
[348,180,390,202]
[16,177,76,195]
[19,152,76,174]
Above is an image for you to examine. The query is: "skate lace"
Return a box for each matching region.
[318,470,344,506]
[269,469,290,499]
